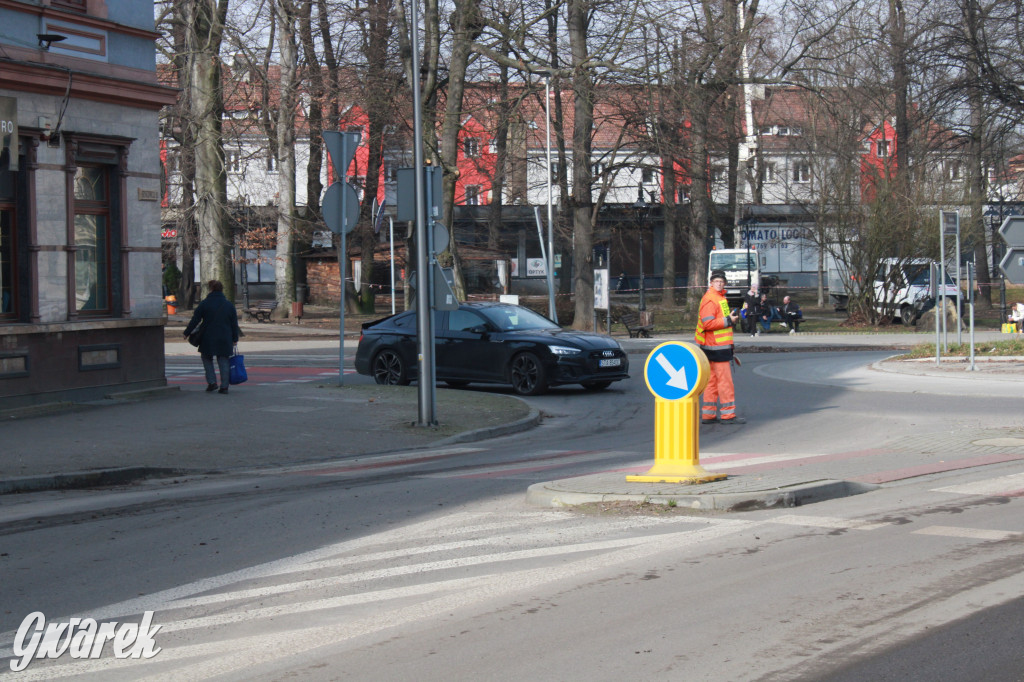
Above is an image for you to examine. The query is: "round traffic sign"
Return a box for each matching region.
[643,341,710,401]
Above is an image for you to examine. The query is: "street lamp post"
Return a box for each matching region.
[633,184,649,312]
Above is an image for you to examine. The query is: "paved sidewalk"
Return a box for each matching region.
[0,383,537,495]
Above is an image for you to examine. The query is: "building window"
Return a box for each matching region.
[465,185,481,206]
[591,161,605,178]
[549,164,559,183]
[463,137,481,158]
[73,165,112,314]
[759,126,774,136]
[876,140,890,157]
[384,161,397,183]
[267,152,277,172]
[710,165,726,184]
[0,166,17,320]
[641,167,655,184]
[226,149,241,173]
[777,126,790,136]
[790,127,803,136]
[763,161,777,183]
[51,0,87,11]
[792,160,811,183]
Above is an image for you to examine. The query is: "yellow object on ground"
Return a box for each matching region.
[627,341,727,484]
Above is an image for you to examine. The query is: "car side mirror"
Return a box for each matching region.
[470,324,489,335]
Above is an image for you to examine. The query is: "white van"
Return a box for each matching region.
[708,248,764,306]
[873,258,961,325]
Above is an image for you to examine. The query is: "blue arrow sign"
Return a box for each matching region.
[643,342,708,401]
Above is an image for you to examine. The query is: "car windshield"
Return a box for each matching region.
[905,264,955,287]
[709,253,757,272]
[480,305,559,332]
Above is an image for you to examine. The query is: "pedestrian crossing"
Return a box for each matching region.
[165,367,352,386]
[4,494,1022,679]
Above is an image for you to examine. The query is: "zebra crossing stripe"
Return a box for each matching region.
[912,525,1020,541]
[931,472,1024,497]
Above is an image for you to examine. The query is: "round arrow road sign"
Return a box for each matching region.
[643,341,710,401]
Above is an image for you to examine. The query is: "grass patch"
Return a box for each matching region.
[901,337,1024,358]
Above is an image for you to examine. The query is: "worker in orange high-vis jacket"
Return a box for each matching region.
[695,269,746,424]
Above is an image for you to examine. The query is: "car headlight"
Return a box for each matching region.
[548,345,582,356]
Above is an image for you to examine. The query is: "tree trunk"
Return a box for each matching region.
[185,0,231,301]
[686,97,712,312]
[568,0,595,330]
[275,0,299,315]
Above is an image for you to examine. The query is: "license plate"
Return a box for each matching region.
[599,358,621,368]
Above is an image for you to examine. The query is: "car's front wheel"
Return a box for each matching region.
[510,352,548,396]
[900,304,917,327]
[372,349,410,385]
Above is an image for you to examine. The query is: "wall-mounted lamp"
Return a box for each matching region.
[37,34,67,50]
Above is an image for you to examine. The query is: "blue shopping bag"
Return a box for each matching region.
[229,351,248,385]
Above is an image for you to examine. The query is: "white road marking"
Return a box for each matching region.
[254,405,326,413]
[931,473,1024,497]
[703,452,831,470]
[422,450,635,478]
[768,514,891,531]
[912,525,1020,541]
[3,521,755,679]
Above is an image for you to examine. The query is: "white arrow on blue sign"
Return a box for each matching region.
[644,342,705,401]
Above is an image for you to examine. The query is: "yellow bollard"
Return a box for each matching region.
[626,341,727,484]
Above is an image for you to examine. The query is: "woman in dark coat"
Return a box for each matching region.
[183,280,241,394]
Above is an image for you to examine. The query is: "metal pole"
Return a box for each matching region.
[389,216,395,315]
[639,227,645,311]
[956,220,962,346]
[968,261,976,371]
[410,0,435,426]
[338,135,349,386]
[940,221,947,354]
[545,76,557,323]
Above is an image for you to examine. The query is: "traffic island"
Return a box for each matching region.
[525,473,877,512]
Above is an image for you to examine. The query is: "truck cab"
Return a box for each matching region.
[873,258,961,325]
[708,248,764,306]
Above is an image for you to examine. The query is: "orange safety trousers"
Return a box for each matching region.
[701,361,736,421]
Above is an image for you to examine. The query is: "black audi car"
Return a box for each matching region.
[354,302,629,395]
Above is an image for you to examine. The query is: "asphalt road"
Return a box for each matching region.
[3,349,1024,680]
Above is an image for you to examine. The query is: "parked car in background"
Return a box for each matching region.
[354,302,630,395]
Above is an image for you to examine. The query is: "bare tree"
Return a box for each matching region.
[184,0,232,300]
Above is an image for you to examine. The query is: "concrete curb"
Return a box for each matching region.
[434,403,542,446]
[525,477,879,512]
[0,467,194,495]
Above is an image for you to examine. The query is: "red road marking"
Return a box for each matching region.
[847,452,1024,484]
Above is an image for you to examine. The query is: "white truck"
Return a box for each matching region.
[873,258,961,326]
[707,248,765,307]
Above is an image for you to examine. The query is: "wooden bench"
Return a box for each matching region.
[244,300,278,323]
[620,311,654,338]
